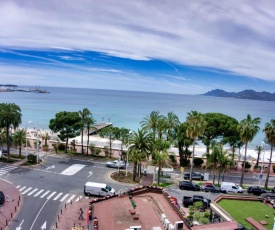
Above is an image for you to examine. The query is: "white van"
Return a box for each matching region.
[221,182,243,193]
[84,182,115,197]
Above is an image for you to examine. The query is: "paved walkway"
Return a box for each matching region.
[0,179,21,230]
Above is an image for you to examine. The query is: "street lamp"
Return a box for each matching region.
[126,131,132,177]
[24,121,32,155]
[258,141,266,186]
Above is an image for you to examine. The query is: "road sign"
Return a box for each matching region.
[259,173,263,179]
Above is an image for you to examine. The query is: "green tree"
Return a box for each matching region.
[41,132,51,147]
[154,139,171,185]
[141,111,162,141]
[186,111,207,182]
[49,111,82,153]
[86,116,96,155]
[0,103,22,160]
[79,108,91,154]
[263,119,275,189]
[202,113,238,155]
[129,129,153,181]
[12,128,26,157]
[207,144,222,184]
[237,114,260,186]
[166,112,180,142]
[0,128,6,147]
[99,126,119,158]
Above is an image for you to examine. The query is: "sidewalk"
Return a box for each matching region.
[0,179,21,230]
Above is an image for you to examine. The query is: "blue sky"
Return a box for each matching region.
[1,0,275,94]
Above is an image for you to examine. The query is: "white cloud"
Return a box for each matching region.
[1,0,275,85]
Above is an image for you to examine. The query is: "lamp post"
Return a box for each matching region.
[24,121,32,155]
[126,131,132,177]
[258,141,266,186]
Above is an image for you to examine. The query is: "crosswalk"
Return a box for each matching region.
[16,185,87,203]
[0,165,17,176]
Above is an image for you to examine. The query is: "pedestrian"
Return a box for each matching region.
[78,208,84,220]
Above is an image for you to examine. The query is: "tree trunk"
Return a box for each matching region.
[264,145,273,189]
[86,128,90,155]
[19,145,22,157]
[217,171,221,186]
[212,173,216,184]
[6,125,10,161]
[240,143,248,186]
[157,166,161,185]
[256,152,260,167]
[190,139,196,182]
[81,129,84,154]
[133,162,137,181]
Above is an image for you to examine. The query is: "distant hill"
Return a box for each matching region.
[202,89,275,101]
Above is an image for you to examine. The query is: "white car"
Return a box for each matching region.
[106,160,127,169]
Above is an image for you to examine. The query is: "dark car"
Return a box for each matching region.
[247,186,267,195]
[179,181,201,191]
[0,191,5,206]
[201,184,220,193]
[184,172,204,181]
[272,187,275,193]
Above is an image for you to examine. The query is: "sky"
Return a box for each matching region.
[1,0,275,95]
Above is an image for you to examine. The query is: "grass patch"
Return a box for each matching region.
[153,182,173,187]
[219,199,274,229]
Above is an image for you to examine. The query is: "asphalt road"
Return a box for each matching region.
[1,155,133,230]
[2,154,275,230]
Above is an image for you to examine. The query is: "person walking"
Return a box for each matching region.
[78,208,84,220]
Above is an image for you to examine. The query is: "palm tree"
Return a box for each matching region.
[129,129,153,181]
[263,119,275,189]
[86,116,96,155]
[185,111,207,182]
[140,111,162,140]
[166,112,180,142]
[0,128,6,147]
[41,132,51,148]
[153,139,171,185]
[79,108,91,154]
[207,144,222,184]
[254,145,263,168]
[12,129,26,157]
[237,114,260,186]
[218,151,233,185]
[0,103,22,160]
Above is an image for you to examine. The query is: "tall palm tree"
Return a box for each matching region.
[218,151,233,185]
[86,116,96,155]
[237,114,260,186]
[254,145,263,168]
[0,103,22,160]
[263,119,275,189]
[185,111,207,182]
[153,139,171,185]
[166,112,180,142]
[12,129,26,157]
[0,128,6,147]
[207,144,222,184]
[140,111,162,141]
[79,108,91,154]
[129,129,153,181]
[41,132,51,147]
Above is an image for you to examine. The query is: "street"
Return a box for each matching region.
[1,154,275,229]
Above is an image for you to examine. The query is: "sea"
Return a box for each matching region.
[0,86,274,149]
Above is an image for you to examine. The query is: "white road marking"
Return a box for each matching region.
[34,190,44,197]
[60,164,86,175]
[67,195,76,203]
[60,194,69,202]
[47,192,56,200]
[21,187,32,194]
[28,188,38,195]
[40,190,50,198]
[19,186,26,192]
[29,199,49,230]
[53,192,63,200]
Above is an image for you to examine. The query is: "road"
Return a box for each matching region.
[1,154,275,229]
[1,154,133,230]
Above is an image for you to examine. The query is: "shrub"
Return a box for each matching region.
[193,158,204,166]
[27,154,37,164]
[241,161,251,169]
[95,148,101,156]
[169,154,177,163]
[89,143,96,154]
[180,158,190,167]
[58,143,66,151]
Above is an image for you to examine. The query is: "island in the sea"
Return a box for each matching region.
[0,85,50,93]
[202,89,275,101]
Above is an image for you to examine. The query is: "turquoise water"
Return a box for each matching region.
[0,86,274,147]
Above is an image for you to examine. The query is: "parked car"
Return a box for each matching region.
[179,181,201,191]
[182,195,211,208]
[106,160,127,169]
[0,148,8,153]
[184,172,204,181]
[201,184,220,193]
[247,186,267,196]
[220,182,243,193]
[0,191,5,206]
[272,187,275,193]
